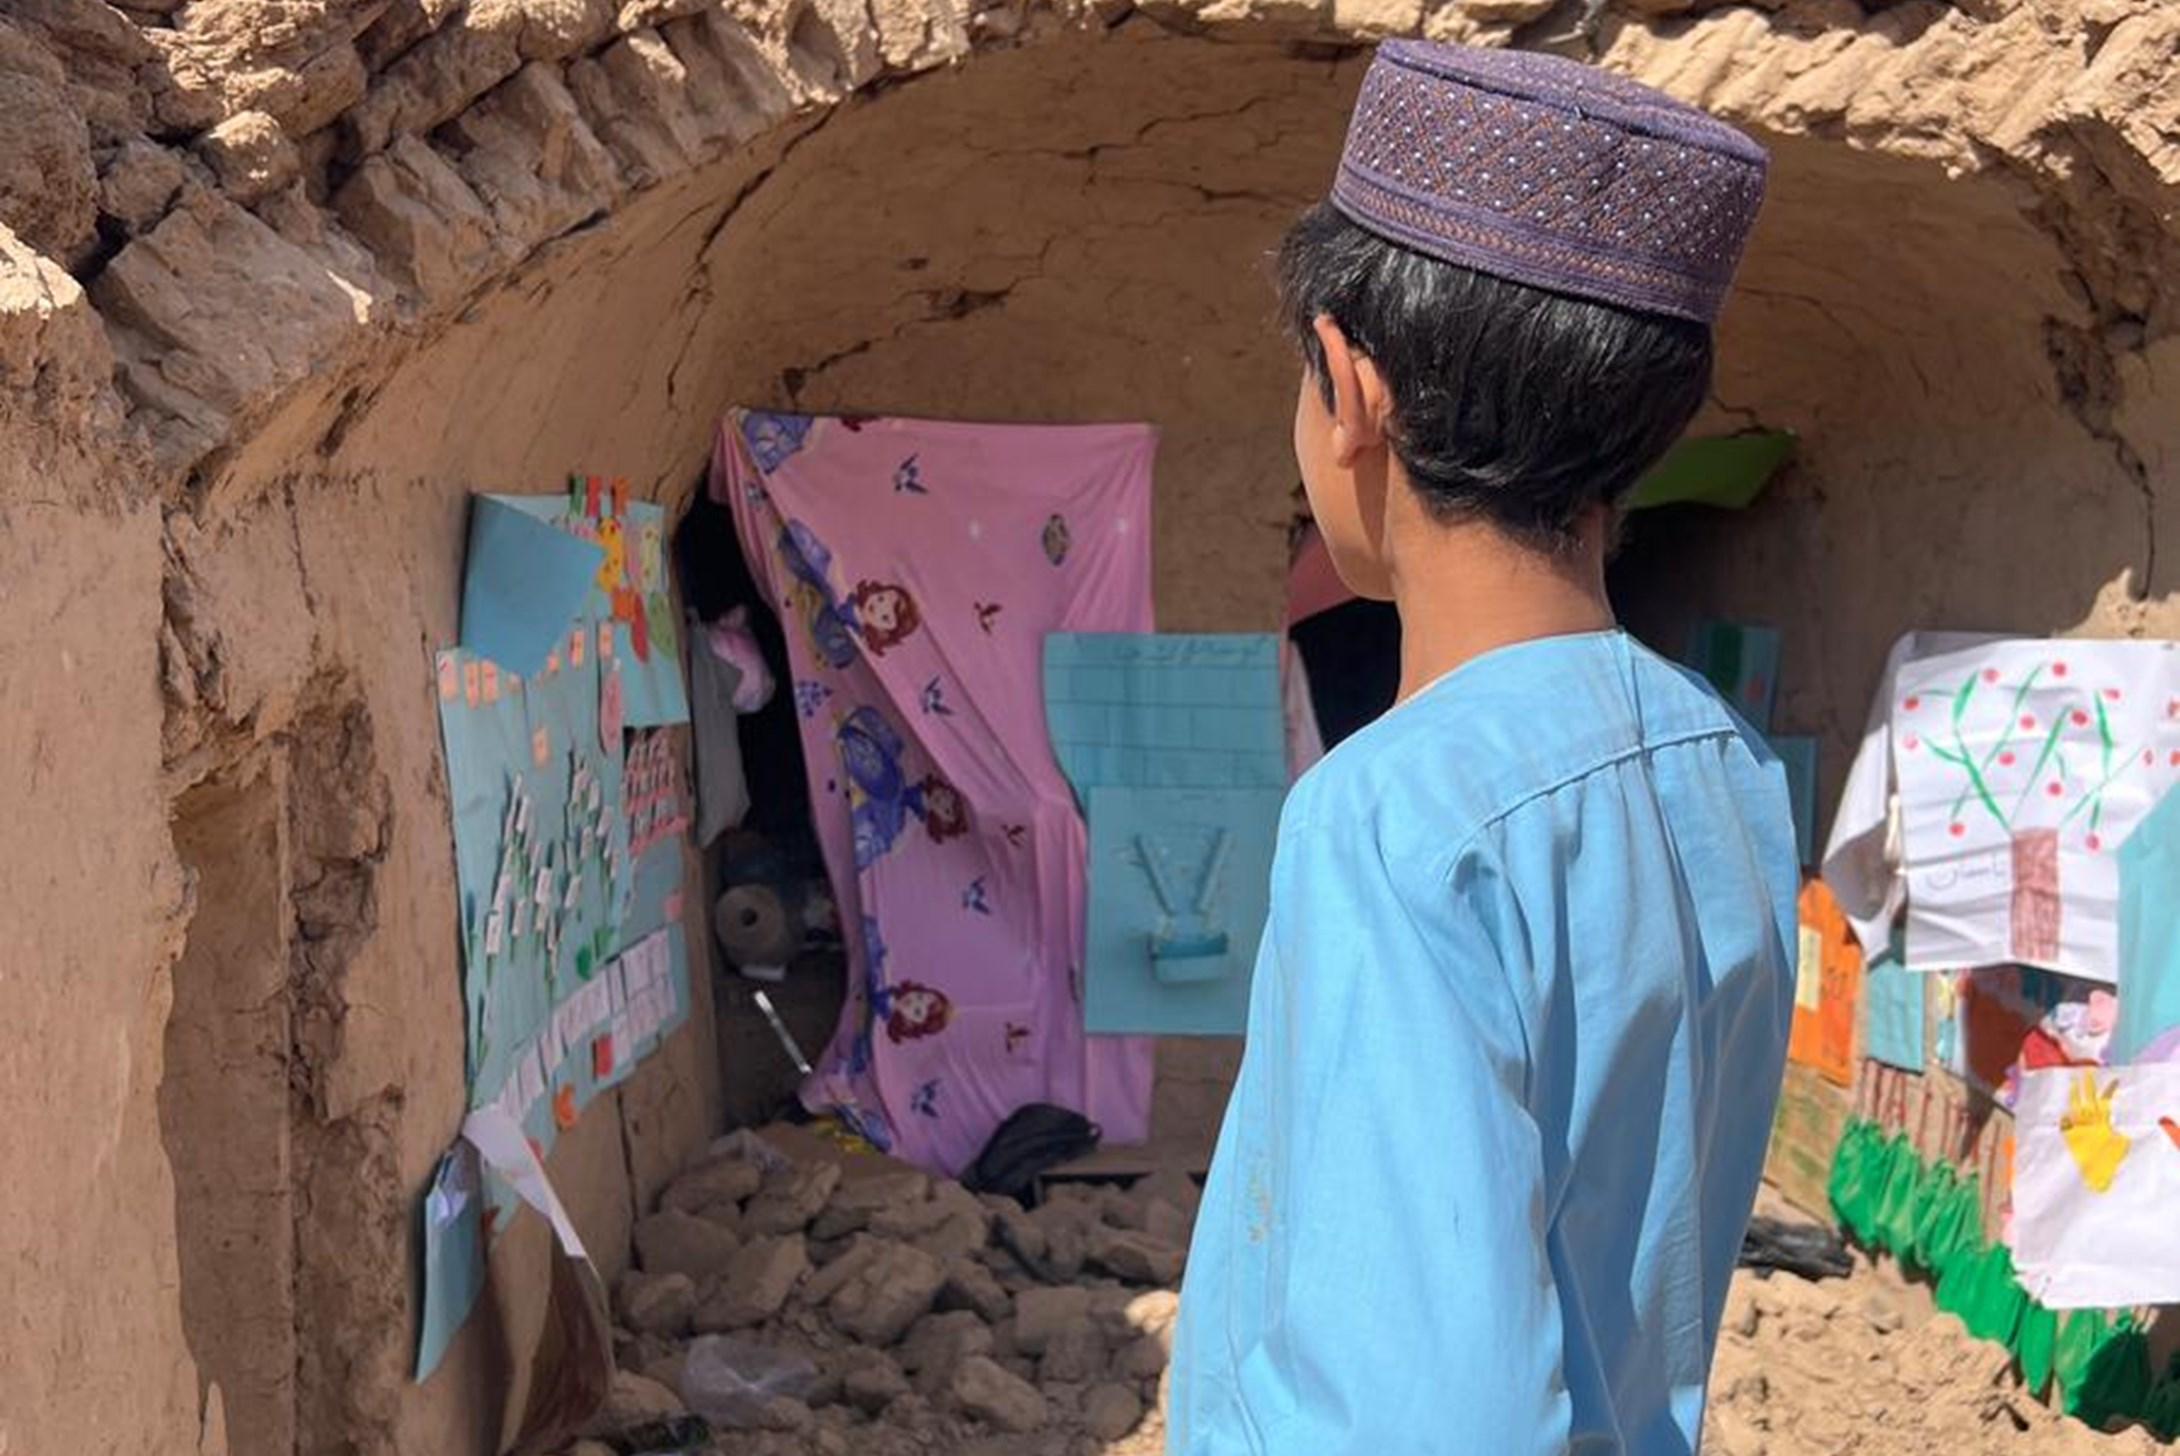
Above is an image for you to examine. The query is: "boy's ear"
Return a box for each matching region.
[1310,315,1392,466]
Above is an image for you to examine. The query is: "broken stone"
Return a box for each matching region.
[813,1169,933,1239]
[1124,1289,1181,1345]
[1134,1169,1204,1218]
[1088,1225,1186,1287]
[1116,1333,1169,1381]
[1143,1198,1193,1249]
[615,1269,698,1337]
[826,1239,947,1346]
[1044,1221,1087,1281]
[331,134,498,304]
[663,1154,765,1216]
[693,1235,808,1331]
[1012,1286,1092,1356]
[868,1198,955,1242]
[840,1350,910,1414]
[912,1209,991,1266]
[1038,1321,1109,1386]
[985,1197,1048,1265]
[0,68,99,266]
[743,1159,844,1236]
[801,1234,882,1306]
[196,111,300,206]
[950,1355,1048,1433]
[98,140,189,236]
[634,1208,740,1280]
[1082,1382,1145,1443]
[578,1370,686,1441]
[901,1309,995,1394]
[938,1257,1011,1324]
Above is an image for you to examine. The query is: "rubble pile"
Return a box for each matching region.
[564,1134,1199,1456]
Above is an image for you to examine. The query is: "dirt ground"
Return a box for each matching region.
[1705,1238,2164,1456]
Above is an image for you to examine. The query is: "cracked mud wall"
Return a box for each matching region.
[3,3,2180,1456]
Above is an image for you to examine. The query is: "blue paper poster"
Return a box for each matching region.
[1043,633,1287,798]
[1084,785,1282,1037]
[1770,734,1819,867]
[1045,634,1287,1036]
[435,637,631,1137]
[2115,789,2180,1064]
[415,1143,486,1381]
[457,495,606,679]
[1862,935,1927,1072]
[1685,620,1781,734]
[504,488,689,728]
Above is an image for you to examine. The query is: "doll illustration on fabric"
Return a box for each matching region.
[886,981,953,1043]
[910,1079,941,1118]
[848,580,923,657]
[1042,513,1072,566]
[918,774,970,843]
[777,520,859,669]
[847,914,890,1076]
[740,411,814,472]
[838,706,926,867]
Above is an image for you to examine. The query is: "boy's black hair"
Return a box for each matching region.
[1277,202,1713,551]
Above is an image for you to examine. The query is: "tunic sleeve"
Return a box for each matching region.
[1239,825,1572,1456]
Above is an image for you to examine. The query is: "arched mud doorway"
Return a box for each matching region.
[5,2,2177,1453]
[196,18,2172,1451]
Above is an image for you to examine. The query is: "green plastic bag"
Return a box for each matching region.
[1958,1244,2027,1349]
[1873,1135,1925,1256]
[1828,1119,1879,1240]
[1904,1160,1957,1275]
[2055,1308,2112,1414]
[2139,1359,2180,1441]
[2072,1315,2151,1432]
[2014,1299,2058,1398]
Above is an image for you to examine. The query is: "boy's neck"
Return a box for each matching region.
[1386,501,1617,702]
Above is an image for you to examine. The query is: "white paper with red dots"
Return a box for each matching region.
[1891,639,2180,981]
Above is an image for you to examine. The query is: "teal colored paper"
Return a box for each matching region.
[1863,935,1928,1072]
[504,494,689,727]
[458,495,607,678]
[2114,790,2180,1064]
[414,1144,486,1382]
[1685,621,1781,734]
[1770,734,1819,867]
[1084,784,1282,1036]
[1045,634,1286,1037]
[1043,633,1286,799]
[435,643,628,1123]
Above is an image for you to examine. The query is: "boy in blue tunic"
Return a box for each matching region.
[1169,42,1798,1456]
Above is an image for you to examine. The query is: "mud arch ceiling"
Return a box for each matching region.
[1,0,2179,1454]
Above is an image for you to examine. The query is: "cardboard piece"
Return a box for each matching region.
[1765,1061,1852,1219]
[458,495,608,678]
[1788,879,1862,1088]
[1626,430,1797,512]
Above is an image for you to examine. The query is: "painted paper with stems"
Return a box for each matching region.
[1894,641,2180,977]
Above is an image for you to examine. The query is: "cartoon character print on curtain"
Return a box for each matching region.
[713,410,1157,1174]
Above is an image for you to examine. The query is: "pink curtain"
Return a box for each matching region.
[712,411,1156,1173]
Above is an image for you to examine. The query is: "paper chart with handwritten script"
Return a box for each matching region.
[1891,640,2180,981]
[2011,1062,2180,1308]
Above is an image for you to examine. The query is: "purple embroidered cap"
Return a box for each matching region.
[1331,41,1768,324]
